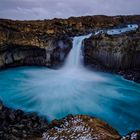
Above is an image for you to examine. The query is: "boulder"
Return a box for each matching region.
[121,130,140,140]
[43,115,121,140]
[0,100,49,139]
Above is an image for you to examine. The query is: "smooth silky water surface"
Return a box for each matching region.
[0,34,140,135]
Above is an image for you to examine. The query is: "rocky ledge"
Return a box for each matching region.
[43,115,121,140]
[83,23,140,83]
[0,100,140,140]
[0,15,140,70]
[0,100,49,139]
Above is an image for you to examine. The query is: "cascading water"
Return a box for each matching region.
[60,33,103,83]
[0,34,140,135]
[63,34,92,70]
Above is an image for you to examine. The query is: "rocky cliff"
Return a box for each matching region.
[0,29,72,69]
[83,24,140,82]
[0,15,140,70]
[84,25,140,69]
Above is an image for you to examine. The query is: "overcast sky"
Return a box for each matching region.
[0,0,140,20]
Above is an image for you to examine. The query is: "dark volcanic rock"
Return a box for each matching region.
[83,23,140,83]
[0,100,140,140]
[121,130,140,140]
[0,100,49,140]
[84,29,140,70]
[0,15,140,70]
[0,99,3,110]
[118,69,140,83]
[0,36,72,69]
[43,115,121,140]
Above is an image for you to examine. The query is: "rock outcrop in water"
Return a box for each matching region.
[0,100,49,139]
[0,15,140,71]
[0,100,140,140]
[121,131,140,140]
[43,114,121,140]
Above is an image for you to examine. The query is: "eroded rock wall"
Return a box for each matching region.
[0,30,72,69]
[83,28,140,70]
[0,15,140,69]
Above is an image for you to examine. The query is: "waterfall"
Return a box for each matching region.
[63,34,92,70]
[63,23,138,70]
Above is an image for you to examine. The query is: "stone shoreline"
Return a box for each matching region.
[0,100,140,140]
[85,63,140,83]
[0,100,49,139]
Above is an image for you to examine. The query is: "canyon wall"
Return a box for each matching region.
[0,15,140,70]
[83,28,140,70]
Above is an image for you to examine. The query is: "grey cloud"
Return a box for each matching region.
[0,0,140,20]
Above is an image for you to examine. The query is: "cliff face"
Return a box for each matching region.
[0,27,72,68]
[0,15,140,69]
[83,28,140,70]
[0,38,72,69]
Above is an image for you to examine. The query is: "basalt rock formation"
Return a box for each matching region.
[83,23,140,82]
[0,100,49,139]
[0,15,140,71]
[0,31,72,69]
[0,15,140,140]
[84,30,140,69]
